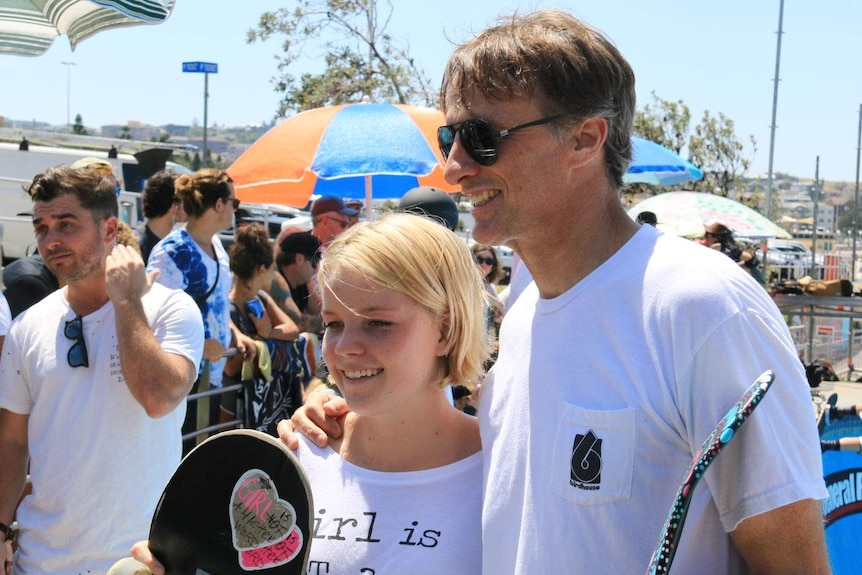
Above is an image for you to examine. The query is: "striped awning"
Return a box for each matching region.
[0,0,174,56]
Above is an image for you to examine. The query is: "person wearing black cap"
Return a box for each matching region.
[310,196,358,246]
[397,186,459,231]
[452,384,477,416]
[276,232,323,316]
[635,210,657,226]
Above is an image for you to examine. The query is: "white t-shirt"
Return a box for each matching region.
[296,435,483,574]
[0,292,11,337]
[0,284,204,575]
[498,252,533,313]
[480,226,827,575]
[148,229,231,387]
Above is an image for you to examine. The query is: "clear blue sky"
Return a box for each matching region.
[1,0,860,182]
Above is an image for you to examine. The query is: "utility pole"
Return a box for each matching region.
[810,157,821,278]
[765,0,785,218]
[61,61,76,129]
[853,104,862,281]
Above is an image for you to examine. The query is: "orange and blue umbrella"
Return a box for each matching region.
[229,102,456,208]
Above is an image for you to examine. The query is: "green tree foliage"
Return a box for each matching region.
[632,92,690,154]
[119,125,132,140]
[632,92,756,197]
[247,0,436,117]
[72,114,87,135]
[192,151,202,171]
[689,111,756,197]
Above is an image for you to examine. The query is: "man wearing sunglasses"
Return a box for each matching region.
[288,9,828,575]
[310,196,358,247]
[0,166,204,574]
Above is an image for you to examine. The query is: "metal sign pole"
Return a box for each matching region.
[182,61,218,168]
[203,72,209,167]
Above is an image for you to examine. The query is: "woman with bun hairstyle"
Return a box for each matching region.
[147,169,256,445]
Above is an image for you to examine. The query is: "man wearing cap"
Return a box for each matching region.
[452,385,477,416]
[397,186,460,232]
[70,157,121,192]
[274,232,323,334]
[344,199,363,227]
[310,196,358,247]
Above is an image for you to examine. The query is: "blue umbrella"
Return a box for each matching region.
[624,137,703,186]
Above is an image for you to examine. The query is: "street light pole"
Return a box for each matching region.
[61,61,76,129]
[765,0,785,219]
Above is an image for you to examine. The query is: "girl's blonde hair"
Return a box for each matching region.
[319,213,490,388]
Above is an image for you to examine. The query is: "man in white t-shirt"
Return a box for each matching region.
[435,10,829,574]
[0,165,204,574]
[290,9,829,575]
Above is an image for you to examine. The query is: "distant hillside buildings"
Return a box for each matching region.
[0,116,273,164]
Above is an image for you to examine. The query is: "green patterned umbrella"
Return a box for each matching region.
[628,191,791,240]
[0,0,174,56]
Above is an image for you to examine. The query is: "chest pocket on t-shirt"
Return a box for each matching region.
[549,403,635,505]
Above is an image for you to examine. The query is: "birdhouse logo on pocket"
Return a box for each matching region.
[571,429,602,490]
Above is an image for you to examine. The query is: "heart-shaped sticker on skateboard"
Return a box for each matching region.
[230,469,304,570]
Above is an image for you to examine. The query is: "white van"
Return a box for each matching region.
[0,141,149,263]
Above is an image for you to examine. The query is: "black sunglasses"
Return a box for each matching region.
[475,256,495,266]
[437,114,568,166]
[329,215,349,229]
[64,314,89,368]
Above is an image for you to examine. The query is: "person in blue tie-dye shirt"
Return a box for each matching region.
[147,168,256,448]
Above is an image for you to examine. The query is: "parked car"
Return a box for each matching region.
[218,203,310,250]
[766,239,822,280]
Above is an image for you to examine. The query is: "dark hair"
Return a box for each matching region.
[471,243,503,284]
[27,164,118,221]
[229,223,273,280]
[175,168,232,218]
[142,170,179,219]
[440,9,636,189]
[276,232,321,268]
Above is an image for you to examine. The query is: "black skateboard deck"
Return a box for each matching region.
[148,429,313,575]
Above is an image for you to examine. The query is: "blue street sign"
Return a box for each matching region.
[182,61,218,74]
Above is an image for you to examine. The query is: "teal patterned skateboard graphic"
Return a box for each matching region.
[646,370,774,574]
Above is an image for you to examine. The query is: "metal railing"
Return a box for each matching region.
[182,349,248,448]
[777,295,862,379]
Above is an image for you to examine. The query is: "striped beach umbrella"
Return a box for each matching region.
[0,0,174,57]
